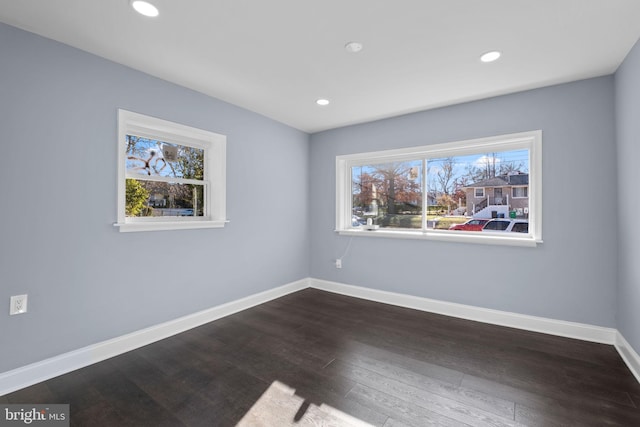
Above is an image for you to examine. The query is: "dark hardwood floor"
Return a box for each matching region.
[3,288,640,426]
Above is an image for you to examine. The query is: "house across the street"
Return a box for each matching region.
[464,173,529,219]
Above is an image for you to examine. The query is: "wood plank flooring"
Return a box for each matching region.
[3,288,640,426]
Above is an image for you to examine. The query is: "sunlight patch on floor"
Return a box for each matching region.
[236,381,372,427]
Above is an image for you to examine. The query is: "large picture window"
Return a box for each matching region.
[336,131,542,246]
[115,110,227,232]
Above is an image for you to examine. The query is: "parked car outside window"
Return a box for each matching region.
[448,218,490,231]
[482,219,529,233]
[510,222,529,233]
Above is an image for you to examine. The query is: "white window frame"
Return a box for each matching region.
[474,187,485,198]
[336,130,543,247]
[512,186,528,198]
[115,109,227,232]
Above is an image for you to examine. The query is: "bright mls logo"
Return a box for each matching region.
[1,405,69,426]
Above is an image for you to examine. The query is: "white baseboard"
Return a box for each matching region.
[0,278,309,396]
[615,332,640,384]
[311,279,640,383]
[309,278,618,345]
[3,276,638,396]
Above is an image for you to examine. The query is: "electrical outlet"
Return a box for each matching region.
[335,259,342,269]
[10,294,28,315]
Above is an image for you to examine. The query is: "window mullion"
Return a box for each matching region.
[422,158,428,231]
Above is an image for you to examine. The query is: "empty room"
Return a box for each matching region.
[2,1,640,426]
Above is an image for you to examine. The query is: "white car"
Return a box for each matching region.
[482,219,528,233]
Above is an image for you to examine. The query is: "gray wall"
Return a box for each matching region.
[0,23,310,373]
[1,20,634,376]
[310,77,618,328]
[615,39,640,353]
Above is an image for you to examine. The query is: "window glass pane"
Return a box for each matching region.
[427,149,529,230]
[484,220,510,231]
[512,187,528,198]
[511,222,529,233]
[126,136,204,180]
[126,179,204,217]
[351,160,422,229]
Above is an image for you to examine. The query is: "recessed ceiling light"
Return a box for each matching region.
[344,41,363,53]
[316,99,330,106]
[130,0,159,17]
[480,51,501,63]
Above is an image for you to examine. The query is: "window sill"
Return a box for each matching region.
[336,228,542,247]
[114,219,228,233]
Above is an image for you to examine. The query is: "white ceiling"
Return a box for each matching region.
[1,0,639,133]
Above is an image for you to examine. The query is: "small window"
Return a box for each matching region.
[474,188,485,198]
[115,110,227,232]
[484,220,510,231]
[511,222,529,233]
[512,187,528,198]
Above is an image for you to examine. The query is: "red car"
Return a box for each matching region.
[448,218,490,231]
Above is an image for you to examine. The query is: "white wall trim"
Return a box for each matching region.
[615,331,640,384]
[309,279,640,386]
[309,278,617,345]
[3,277,638,396]
[0,278,309,396]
